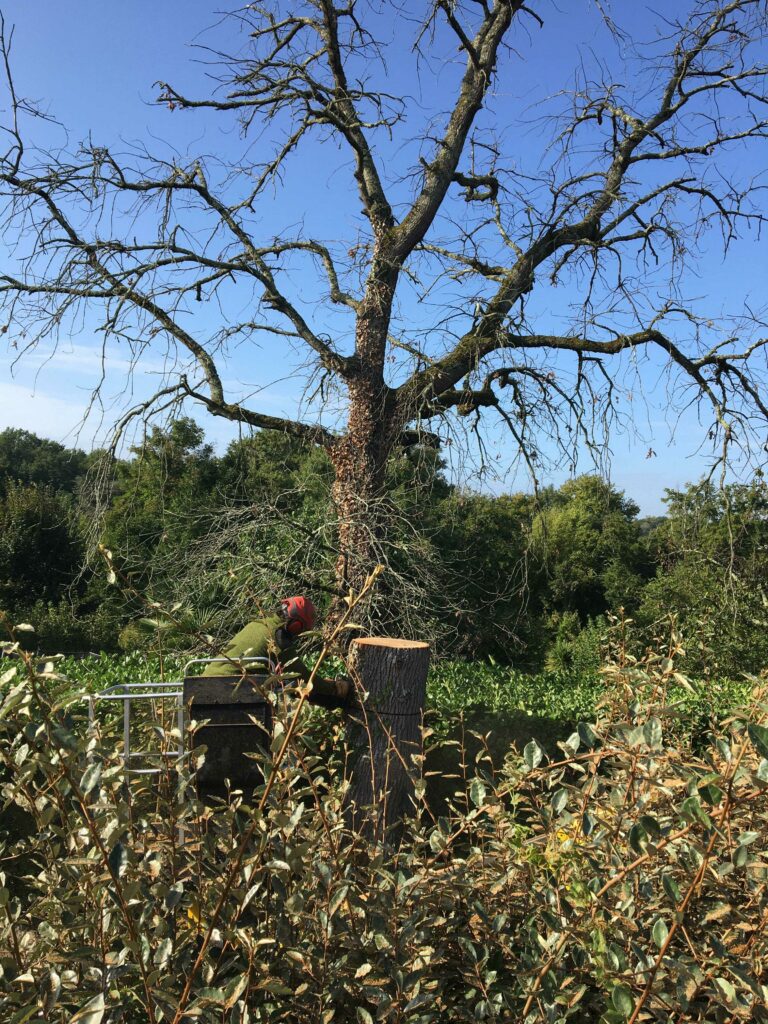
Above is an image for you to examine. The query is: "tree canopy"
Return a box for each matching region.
[1,1,767,612]
[0,428,88,496]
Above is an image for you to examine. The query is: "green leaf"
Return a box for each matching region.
[469,778,486,808]
[643,717,663,749]
[523,739,544,770]
[577,722,598,748]
[224,974,249,1010]
[652,918,669,948]
[699,783,724,807]
[733,843,749,868]
[747,723,768,759]
[79,762,102,796]
[70,993,105,1024]
[738,831,760,846]
[429,830,446,854]
[681,796,709,825]
[165,881,184,908]
[638,815,661,838]
[611,983,634,1018]
[285,892,304,914]
[108,841,127,879]
[662,874,681,903]
[153,937,172,967]
[329,885,349,918]
[356,1010,374,1024]
[714,977,736,1004]
[194,987,226,1006]
[551,788,568,815]
[265,859,291,872]
[757,759,768,782]
[628,823,648,854]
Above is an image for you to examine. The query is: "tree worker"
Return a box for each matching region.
[199,595,349,707]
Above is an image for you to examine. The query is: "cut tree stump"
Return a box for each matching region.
[344,637,430,840]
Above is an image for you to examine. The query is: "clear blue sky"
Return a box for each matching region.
[1,1,766,513]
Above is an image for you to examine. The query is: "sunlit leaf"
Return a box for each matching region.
[551,788,568,815]
[652,918,669,948]
[469,778,486,808]
[79,762,102,796]
[628,823,649,854]
[70,993,105,1024]
[643,717,662,749]
[611,983,634,1018]
[108,841,127,879]
[662,874,681,903]
[747,723,768,759]
[524,739,544,770]
[577,722,598,748]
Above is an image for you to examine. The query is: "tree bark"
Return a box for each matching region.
[344,637,430,841]
[329,248,399,604]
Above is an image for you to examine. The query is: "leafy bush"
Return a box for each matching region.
[429,658,603,722]
[18,598,121,656]
[2,643,767,1022]
[54,651,186,693]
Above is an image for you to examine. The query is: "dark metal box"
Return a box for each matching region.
[183,676,273,789]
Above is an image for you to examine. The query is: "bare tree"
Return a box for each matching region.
[1,1,767,607]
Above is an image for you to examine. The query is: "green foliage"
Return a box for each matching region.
[220,430,334,508]
[638,480,768,676]
[430,490,541,661]
[18,599,118,656]
[0,481,84,608]
[103,418,219,582]
[543,613,604,676]
[0,428,89,496]
[530,475,650,622]
[1,645,767,1022]
[429,659,601,723]
[4,422,768,684]
[54,651,185,692]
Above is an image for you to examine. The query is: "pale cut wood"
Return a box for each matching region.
[344,636,430,840]
[354,638,429,649]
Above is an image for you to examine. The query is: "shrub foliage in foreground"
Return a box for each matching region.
[1,649,767,1023]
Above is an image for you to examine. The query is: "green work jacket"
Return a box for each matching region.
[200,614,308,679]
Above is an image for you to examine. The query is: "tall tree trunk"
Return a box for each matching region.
[330,251,399,604]
[329,383,391,601]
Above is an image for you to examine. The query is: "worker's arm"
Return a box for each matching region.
[305,677,351,709]
[277,661,351,709]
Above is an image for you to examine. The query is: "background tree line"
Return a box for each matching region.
[1,420,767,679]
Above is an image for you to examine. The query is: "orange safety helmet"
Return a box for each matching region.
[280,595,317,636]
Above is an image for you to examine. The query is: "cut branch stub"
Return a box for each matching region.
[344,637,430,841]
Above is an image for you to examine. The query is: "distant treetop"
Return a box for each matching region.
[0,428,89,495]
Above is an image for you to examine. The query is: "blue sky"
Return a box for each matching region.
[1,1,766,513]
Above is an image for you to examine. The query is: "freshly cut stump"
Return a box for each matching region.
[344,637,430,840]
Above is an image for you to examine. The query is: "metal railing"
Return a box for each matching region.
[88,681,185,776]
[88,657,273,776]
